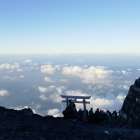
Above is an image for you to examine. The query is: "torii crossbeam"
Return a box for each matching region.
[60,95,91,112]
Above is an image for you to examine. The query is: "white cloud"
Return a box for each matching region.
[38,85,61,101]
[56,86,66,94]
[33,63,38,66]
[117,70,130,75]
[118,85,129,90]
[38,87,47,93]
[124,80,133,85]
[0,63,19,70]
[45,62,52,65]
[39,94,48,101]
[84,65,88,67]
[19,75,24,78]
[97,85,102,89]
[38,86,66,103]
[60,79,68,82]
[65,89,87,96]
[49,86,66,103]
[121,70,127,74]
[90,97,112,110]
[8,70,14,73]
[116,95,126,103]
[106,84,114,88]
[44,77,55,82]
[55,65,60,70]
[0,90,9,96]
[60,89,125,112]
[2,76,16,81]
[47,109,61,117]
[137,69,140,71]
[24,60,32,63]
[108,89,114,93]
[92,87,96,91]
[49,94,62,103]
[113,76,123,79]
[17,69,23,72]
[40,65,55,74]
[31,102,35,105]
[90,92,126,112]
[35,103,42,109]
[49,85,55,89]
[62,66,112,84]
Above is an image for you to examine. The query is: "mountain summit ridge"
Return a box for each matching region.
[117,84,140,128]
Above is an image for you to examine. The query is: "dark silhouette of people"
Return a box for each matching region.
[88,108,95,124]
[77,108,83,122]
[62,104,119,125]
[95,108,100,124]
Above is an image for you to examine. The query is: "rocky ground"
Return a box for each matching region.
[0,106,140,140]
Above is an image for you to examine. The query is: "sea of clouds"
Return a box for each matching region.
[0,54,140,117]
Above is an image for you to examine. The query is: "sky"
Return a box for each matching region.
[0,54,140,117]
[0,0,140,54]
[0,1,140,117]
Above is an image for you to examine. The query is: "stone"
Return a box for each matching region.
[117,85,140,128]
[21,108,33,117]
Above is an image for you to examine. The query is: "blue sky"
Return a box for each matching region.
[0,0,140,54]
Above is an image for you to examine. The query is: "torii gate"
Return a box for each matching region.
[60,95,91,113]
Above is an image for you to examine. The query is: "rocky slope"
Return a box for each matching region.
[117,85,140,129]
[0,106,140,140]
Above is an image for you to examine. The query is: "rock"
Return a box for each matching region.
[39,137,46,140]
[117,85,140,128]
[45,115,54,118]
[21,108,33,117]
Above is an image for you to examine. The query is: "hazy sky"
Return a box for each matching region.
[1,0,140,54]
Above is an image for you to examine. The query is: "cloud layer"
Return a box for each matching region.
[0,54,137,117]
[0,90,9,96]
[0,63,19,70]
[62,66,112,84]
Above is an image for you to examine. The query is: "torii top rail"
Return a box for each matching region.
[60,95,91,112]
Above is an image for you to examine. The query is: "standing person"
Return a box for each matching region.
[95,108,100,124]
[114,110,117,118]
[88,108,94,124]
[62,108,68,120]
[73,107,77,119]
[106,110,111,120]
[69,99,76,108]
[66,104,74,119]
[77,108,83,122]
[112,111,116,119]
[83,113,88,125]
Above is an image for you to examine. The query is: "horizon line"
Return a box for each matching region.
[1,53,140,55]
